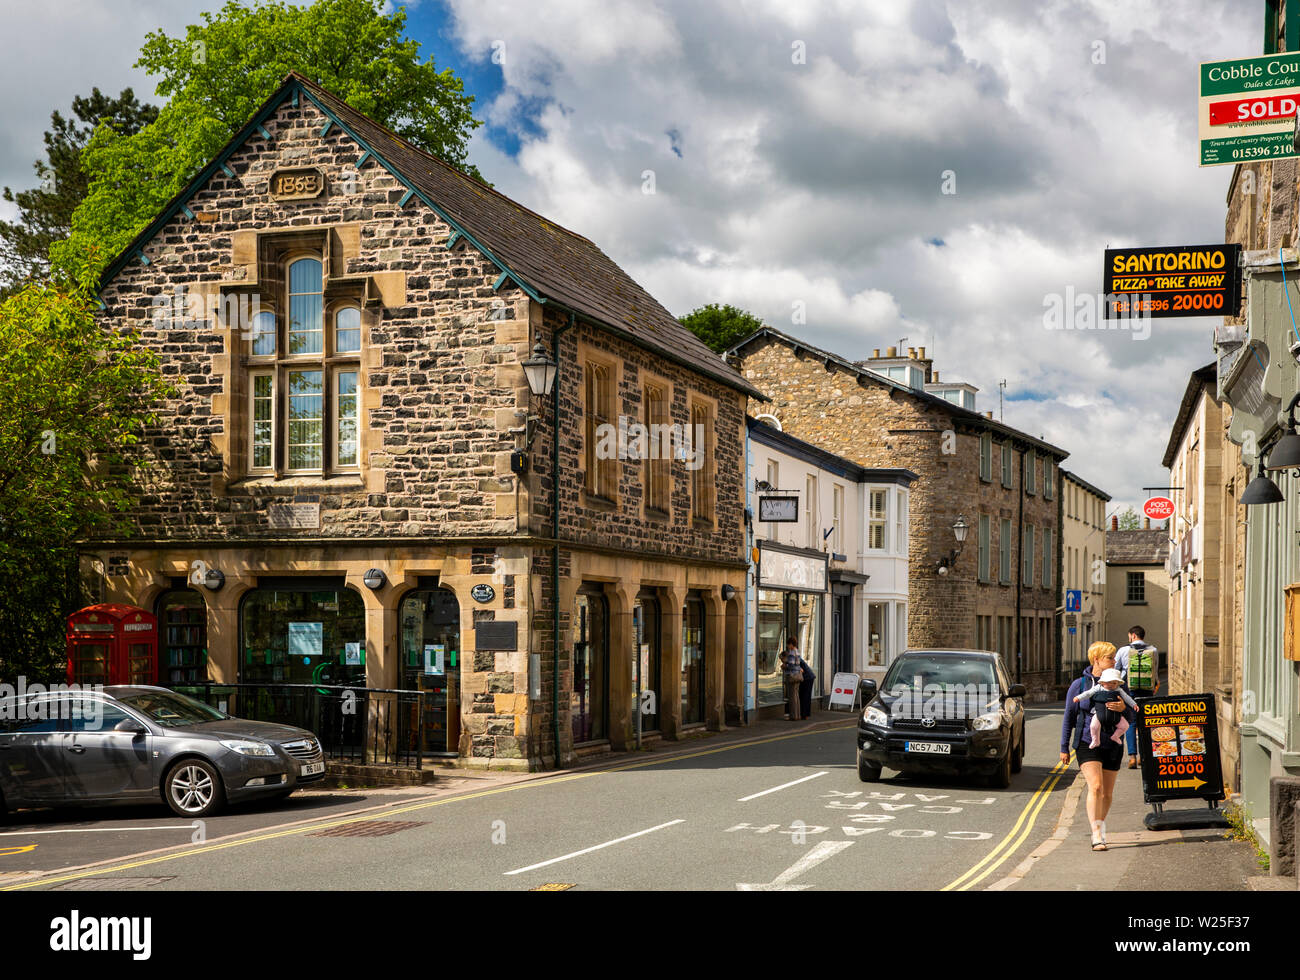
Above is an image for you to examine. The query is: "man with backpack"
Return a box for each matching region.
[1115,625,1159,769]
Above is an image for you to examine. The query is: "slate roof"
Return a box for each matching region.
[1105,529,1170,565]
[1160,363,1218,469]
[727,325,1070,460]
[100,72,762,400]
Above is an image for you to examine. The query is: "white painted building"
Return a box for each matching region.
[744,417,916,718]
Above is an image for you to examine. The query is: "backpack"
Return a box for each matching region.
[1127,644,1155,691]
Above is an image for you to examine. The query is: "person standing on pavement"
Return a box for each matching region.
[780,638,804,721]
[1115,625,1159,769]
[1060,641,1136,851]
[799,652,816,720]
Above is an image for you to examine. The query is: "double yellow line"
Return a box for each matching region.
[941,752,1074,891]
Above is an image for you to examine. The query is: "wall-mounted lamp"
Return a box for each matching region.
[935,514,969,576]
[1241,451,1285,505]
[721,584,736,601]
[363,568,387,590]
[1265,392,1300,474]
[203,568,225,591]
[519,342,559,454]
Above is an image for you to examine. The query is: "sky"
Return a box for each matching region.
[0,0,1262,516]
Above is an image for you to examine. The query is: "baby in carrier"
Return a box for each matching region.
[1073,668,1137,748]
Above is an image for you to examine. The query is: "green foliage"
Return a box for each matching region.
[53,0,482,279]
[0,266,176,678]
[1115,508,1141,530]
[1,88,157,294]
[678,303,767,354]
[1223,800,1269,870]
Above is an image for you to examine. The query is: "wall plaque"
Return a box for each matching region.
[475,621,518,651]
[269,168,325,201]
[267,502,321,529]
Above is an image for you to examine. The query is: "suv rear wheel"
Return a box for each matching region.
[857,748,882,782]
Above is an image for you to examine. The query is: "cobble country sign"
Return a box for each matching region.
[1103,245,1241,319]
[1200,53,1300,165]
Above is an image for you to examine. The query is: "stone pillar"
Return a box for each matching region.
[1270,776,1300,878]
[205,576,253,685]
[702,589,725,731]
[660,585,685,739]
[607,581,636,751]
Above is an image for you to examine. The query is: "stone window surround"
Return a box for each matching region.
[688,390,718,530]
[212,221,403,495]
[578,340,621,506]
[641,368,674,521]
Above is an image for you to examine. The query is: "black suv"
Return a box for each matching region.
[855,649,1026,787]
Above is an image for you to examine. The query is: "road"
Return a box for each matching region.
[2,707,1073,891]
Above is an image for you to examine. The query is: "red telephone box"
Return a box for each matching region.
[66,604,158,686]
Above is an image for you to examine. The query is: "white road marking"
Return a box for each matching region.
[503,819,685,876]
[0,826,197,837]
[737,770,828,802]
[736,840,854,890]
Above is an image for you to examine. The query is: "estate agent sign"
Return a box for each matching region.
[1199,53,1300,165]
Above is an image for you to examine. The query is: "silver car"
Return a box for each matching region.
[0,685,326,818]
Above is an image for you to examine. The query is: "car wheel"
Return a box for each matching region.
[989,739,1013,788]
[164,759,226,818]
[1010,726,1024,774]
[857,748,882,782]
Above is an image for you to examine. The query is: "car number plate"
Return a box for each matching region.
[300,761,324,776]
[904,741,951,754]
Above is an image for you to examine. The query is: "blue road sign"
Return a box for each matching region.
[1066,589,1082,612]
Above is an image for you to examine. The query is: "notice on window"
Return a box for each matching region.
[424,644,445,675]
[344,642,362,666]
[288,622,323,660]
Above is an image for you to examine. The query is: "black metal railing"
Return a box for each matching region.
[168,682,426,769]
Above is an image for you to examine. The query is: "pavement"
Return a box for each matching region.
[992,745,1261,891]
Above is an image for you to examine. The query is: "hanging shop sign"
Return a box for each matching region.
[1102,244,1241,318]
[758,495,799,522]
[1137,692,1225,804]
[1200,53,1300,165]
[1143,496,1175,521]
[758,544,827,592]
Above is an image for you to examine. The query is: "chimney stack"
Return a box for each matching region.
[984,411,993,419]
[872,348,880,358]
[887,346,897,357]
[919,346,926,359]
[1111,515,1119,530]
[933,370,940,382]
[908,347,917,359]
[1144,517,1150,530]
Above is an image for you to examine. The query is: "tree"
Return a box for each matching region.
[0,89,157,294]
[0,261,176,680]
[1115,508,1141,530]
[52,0,482,279]
[678,303,767,354]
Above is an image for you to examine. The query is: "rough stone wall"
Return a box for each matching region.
[730,338,1061,695]
[96,94,526,543]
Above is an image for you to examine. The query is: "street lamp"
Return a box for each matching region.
[1265,393,1300,473]
[936,515,969,576]
[522,342,558,399]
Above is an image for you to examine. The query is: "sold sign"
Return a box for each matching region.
[1143,497,1174,520]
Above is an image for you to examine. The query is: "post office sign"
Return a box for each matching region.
[269,168,326,201]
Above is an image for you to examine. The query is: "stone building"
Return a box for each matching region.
[1161,362,1243,793]
[1103,523,1170,659]
[726,328,1067,699]
[1059,470,1110,684]
[744,416,916,718]
[83,73,762,770]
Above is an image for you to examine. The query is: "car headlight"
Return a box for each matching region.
[972,712,1002,732]
[864,706,889,727]
[220,739,276,757]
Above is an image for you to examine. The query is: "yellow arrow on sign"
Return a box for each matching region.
[1158,777,1207,791]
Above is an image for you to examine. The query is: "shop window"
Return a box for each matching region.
[240,586,366,687]
[682,595,706,724]
[868,602,888,667]
[399,588,461,755]
[244,253,362,477]
[573,591,609,743]
[756,590,787,708]
[158,589,207,684]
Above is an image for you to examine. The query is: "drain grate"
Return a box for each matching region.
[53,876,176,890]
[306,820,427,838]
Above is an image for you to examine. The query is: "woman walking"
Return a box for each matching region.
[1060,641,1135,850]
[780,638,804,721]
